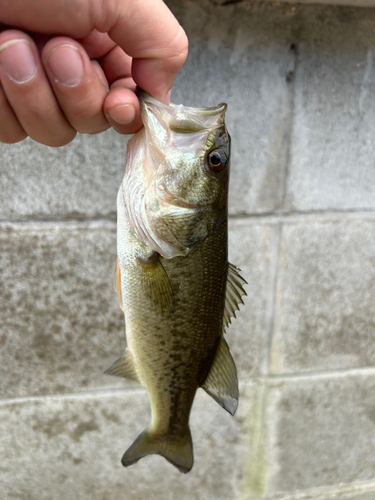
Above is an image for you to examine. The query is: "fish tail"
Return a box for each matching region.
[122,427,193,473]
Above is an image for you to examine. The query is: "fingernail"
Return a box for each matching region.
[107,105,136,125]
[47,44,83,87]
[0,40,37,84]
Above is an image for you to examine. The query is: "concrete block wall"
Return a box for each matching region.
[1,1,375,498]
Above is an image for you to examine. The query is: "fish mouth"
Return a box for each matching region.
[137,89,227,117]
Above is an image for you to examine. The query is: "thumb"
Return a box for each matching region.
[108,0,188,101]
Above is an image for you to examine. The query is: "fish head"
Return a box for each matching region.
[140,93,230,212]
[122,93,231,258]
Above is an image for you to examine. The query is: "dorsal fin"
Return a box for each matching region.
[222,263,247,333]
[114,258,123,310]
[201,336,238,415]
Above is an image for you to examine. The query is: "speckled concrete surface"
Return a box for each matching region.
[271,216,375,374]
[0,129,126,220]
[0,384,254,500]
[1,2,375,500]
[266,372,375,495]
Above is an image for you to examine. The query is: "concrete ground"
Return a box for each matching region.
[1,1,375,499]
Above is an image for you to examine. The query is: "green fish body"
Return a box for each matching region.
[107,93,246,473]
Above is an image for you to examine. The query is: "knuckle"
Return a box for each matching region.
[177,26,189,58]
[67,94,100,121]
[167,26,189,67]
[64,97,108,134]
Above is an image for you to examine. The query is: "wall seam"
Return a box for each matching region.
[264,223,283,376]
[278,42,298,212]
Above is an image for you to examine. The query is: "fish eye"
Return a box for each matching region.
[207,149,227,172]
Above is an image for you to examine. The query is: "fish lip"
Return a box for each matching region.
[137,89,227,117]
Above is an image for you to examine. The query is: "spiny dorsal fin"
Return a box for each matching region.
[222,263,247,333]
[137,253,174,314]
[114,258,123,310]
[104,349,140,383]
[201,336,238,415]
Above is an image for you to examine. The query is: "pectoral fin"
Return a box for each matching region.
[222,263,247,333]
[104,349,140,383]
[137,253,174,313]
[201,336,238,416]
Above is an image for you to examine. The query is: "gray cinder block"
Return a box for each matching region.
[0,384,254,500]
[0,221,128,397]
[284,7,375,212]
[0,130,127,220]
[244,373,375,499]
[271,217,375,374]
[326,491,375,500]
[228,219,277,378]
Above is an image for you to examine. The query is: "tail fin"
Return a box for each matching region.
[122,427,193,473]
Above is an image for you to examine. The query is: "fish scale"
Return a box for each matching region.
[106,92,247,473]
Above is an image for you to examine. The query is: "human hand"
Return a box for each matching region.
[0,0,188,146]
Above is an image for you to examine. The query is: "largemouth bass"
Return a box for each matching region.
[106,92,246,473]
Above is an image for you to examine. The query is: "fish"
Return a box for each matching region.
[106,91,247,473]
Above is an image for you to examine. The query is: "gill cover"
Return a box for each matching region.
[122,92,229,259]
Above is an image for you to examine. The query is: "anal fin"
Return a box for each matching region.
[104,349,140,383]
[201,336,238,415]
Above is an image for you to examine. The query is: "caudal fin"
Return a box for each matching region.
[122,428,193,473]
